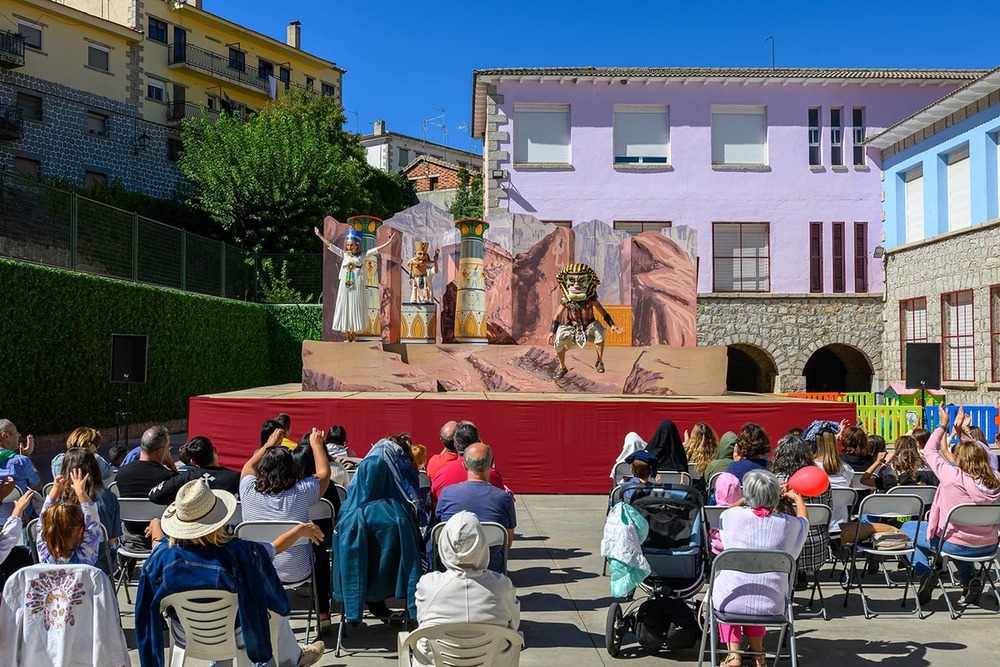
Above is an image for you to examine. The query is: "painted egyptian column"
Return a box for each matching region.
[346,215,383,341]
[454,218,490,343]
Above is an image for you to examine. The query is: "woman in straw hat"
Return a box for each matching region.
[135,479,326,667]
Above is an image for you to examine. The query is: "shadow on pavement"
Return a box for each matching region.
[510,546,591,561]
[519,619,599,648]
[510,566,599,588]
[518,591,613,613]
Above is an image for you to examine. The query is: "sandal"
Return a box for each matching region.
[720,654,741,667]
[555,367,567,379]
[751,652,767,667]
[595,360,605,373]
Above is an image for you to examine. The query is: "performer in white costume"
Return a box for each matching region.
[314,226,394,341]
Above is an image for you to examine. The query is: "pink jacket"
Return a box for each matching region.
[925,428,1000,547]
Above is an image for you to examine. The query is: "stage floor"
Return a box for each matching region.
[190,384,855,494]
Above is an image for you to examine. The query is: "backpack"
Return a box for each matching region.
[634,597,700,651]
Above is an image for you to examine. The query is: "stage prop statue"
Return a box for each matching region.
[547,262,621,378]
[405,241,440,304]
[314,225,394,342]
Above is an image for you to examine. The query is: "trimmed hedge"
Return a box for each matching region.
[0,259,322,433]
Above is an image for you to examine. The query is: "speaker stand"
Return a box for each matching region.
[919,382,927,428]
[115,382,133,447]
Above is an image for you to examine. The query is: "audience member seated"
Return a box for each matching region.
[148,436,240,504]
[241,427,330,595]
[435,444,515,573]
[609,431,646,482]
[291,436,339,623]
[413,511,520,667]
[903,407,1000,606]
[367,435,427,524]
[860,435,938,491]
[37,469,101,566]
[324,424,355,459]
[704,431,737,482]
[810,424,854,529]
[769,434,832,588]
[955,411,999,470]
[50,427,115,481]
[644,419,688,474]
[426,421,459,480]
[411,444,428,470]
[107,443,130,469]
[715,470,808,667]
[0,479,34,578]
[137,479,326,667]
[333,455,420,625]
[684,422,719,479]
[0,420,41,521]
[868,434,887,461]
[116,425,178,553]
[273,413,299,449]
[56,448,120,573]
[616,451,657,500]
[709,473,741,555]
[839,426,875,472]
[431,423,508,504]
[726,424,770,483]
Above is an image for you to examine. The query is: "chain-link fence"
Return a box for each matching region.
[0,174,320,303]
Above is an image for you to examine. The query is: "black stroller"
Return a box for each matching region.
[605,482,710,657]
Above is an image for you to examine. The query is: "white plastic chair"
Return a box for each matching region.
[698,549,799,667]
[926,503,1000,619]
[235,519,321,642]
[114,497,165,604]
[160,590,282,667]
[398,622,523,667]
[430,520,509,575]
[334,484,348,504]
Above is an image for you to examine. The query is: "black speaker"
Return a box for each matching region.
[905,342,941,390]
[110,334,148,384]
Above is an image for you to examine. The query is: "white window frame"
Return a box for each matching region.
[87,43,110,72]
[17,20,42,51]
[613,105,669,164]
[903,166,924,244]
[712,222,771,292]
[808,107,821,166]
[86,110,109,137]
[146,78,167,102]
[830,108,844,166]
[852,107,866,167]
[711,105,767,166]
[513,104,571,165]
[945,144,971,231]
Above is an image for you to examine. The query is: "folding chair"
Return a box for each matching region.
[657,471,691,486]
[418,470,431,491]
[115,497,165,605]
[25,518,114,573]
[612,461,631,483]
[41,482,54,497]
[0,485,21,503]
[886,485,937,514]
[827,486,859,580]
[852,471,868,489]
[398,622,523,667]
[924,503,1000,619]
[108,481,120,497]
[698,549,799,667]
[797,504,832,620]
[703,505,727,535]
[429,520,509,574]
[235,519,321,642]
[841,494,925,619]
[334,484,348,504]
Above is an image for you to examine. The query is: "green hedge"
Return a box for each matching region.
[0,259,322,434]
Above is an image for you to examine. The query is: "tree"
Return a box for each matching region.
[178,87,414,253]
[448,168,484,220]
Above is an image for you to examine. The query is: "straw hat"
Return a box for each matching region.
[159,479,237,540]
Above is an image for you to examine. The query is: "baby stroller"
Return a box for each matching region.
[605,482,709,657]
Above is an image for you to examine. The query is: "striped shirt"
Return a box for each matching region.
[239,475,319,584]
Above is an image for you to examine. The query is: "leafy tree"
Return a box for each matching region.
[178,87,414,253]
[258,258,313,304]
[448,167,484,220]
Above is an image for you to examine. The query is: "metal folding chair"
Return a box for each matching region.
[827,486,859,580]
[841,494,925,619]
[108,481,120,497]
[25,518,114,574]
[612,461,632,483]
[924,503,1000,619]
[698,549,799,667]
[114,497,165,606]
[798,504,832,620]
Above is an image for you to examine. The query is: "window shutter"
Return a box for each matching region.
[947,146,971,231]
[904,168,924,243]
[514,106,570,163]
[712,107,766,165]
[613,108,668,160]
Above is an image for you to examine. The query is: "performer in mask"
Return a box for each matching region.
[547,263,621,378]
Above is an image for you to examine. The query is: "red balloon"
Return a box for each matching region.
[788,466,830,497]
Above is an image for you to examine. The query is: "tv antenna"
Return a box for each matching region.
[423,109,447,146]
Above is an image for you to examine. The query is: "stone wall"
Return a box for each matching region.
[882,219,1000,405]
[0,69,181,198]
[697,293,884,393]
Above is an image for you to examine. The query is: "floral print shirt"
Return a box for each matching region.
[36,497,101,566]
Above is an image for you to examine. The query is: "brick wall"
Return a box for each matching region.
[407,161,465,193]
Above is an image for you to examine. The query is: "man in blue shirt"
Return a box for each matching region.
[0,420,40,522]
[435,442,515,573]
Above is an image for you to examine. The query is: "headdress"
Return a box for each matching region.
[555,262,600,303]
[344,229,363,245]
[414,241,429,253]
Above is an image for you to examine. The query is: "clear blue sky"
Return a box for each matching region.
[222,0,998,155]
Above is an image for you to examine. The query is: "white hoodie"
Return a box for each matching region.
[414,511,520,666]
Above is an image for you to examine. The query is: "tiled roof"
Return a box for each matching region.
[401,154,479,175]
[473,67,987,80]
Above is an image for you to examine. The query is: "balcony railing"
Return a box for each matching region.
[0,31,25,68]
[168,43,268,93]
[165,101,220,124]
[0,104,23,140]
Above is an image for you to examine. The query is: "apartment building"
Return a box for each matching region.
[361,119,481,174]
[471,67,985,392]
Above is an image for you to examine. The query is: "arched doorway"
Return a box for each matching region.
[803,344,873,392]
[726,344,777,393]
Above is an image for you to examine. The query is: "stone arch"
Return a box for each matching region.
[726,344,778,393]
[802,343,875,392]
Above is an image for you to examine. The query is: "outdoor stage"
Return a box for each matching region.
[190,385,855,494]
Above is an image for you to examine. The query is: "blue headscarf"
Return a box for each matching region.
[803,420,840,445]
[361,438,426,525]
[624,450,659,477]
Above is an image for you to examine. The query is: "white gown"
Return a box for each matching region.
[328,243,378,334]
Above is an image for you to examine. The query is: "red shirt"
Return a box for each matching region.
[426,450,459,480]
[430,458,507,504]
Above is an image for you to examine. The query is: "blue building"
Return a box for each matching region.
[870,67,1000,404]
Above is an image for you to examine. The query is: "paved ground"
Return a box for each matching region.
[117,494,999,666]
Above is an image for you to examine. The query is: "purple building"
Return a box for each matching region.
[471,67,984,392]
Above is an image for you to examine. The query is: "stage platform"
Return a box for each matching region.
[190,384,854,494]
